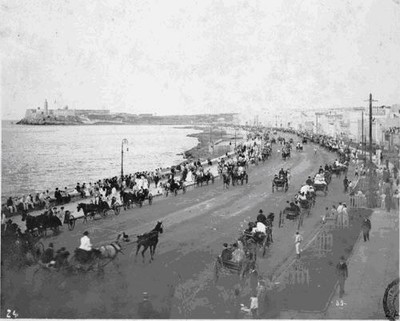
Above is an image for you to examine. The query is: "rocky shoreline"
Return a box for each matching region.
[181,126,242,161]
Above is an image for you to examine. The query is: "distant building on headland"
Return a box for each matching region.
[18,99,238,126]
[25,100,110,119]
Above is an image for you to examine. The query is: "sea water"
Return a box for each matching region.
[1,121,201,200]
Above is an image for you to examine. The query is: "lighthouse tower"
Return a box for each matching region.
[44,99,48,115]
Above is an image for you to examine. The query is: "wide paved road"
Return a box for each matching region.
[4,135,346,319]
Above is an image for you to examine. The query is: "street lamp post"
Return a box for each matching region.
[121,139,129,179]
[235,128,237,149]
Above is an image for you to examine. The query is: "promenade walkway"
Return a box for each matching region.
[275,206,399,320]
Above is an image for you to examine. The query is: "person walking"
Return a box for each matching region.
[232,285,241,318]
[294,231,303,259]
[361,217,371,242]
[336,202,344,228]
[384,179,393,212]
[250,292,258,318]
[336,256,348,299]
[256,278,267,317]
[137,292,154,319]
[343,176,349,193]
[342,204,349,228]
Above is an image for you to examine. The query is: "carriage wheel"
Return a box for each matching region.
[148,196,153,205]
[114,206,120,216]
[174,189,178,196]
[383,278,399,320]
[102,209,108,217]
[182,186,186,194]
[68,217,76,231]
[285,183,289,192]
[245,175,248,184]
[272,184,274,193]
[214,257,222,283]
[165,190,169,197]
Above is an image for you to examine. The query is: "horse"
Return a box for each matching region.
[164,179,185,196]
[222,171,231,189]
[21,211,62,236]
[135,221,164,263]
[96,233,126,267]
[77,202,104,221]
[194,171,215,187]
[121,191,144,208]
[282,149,290,160]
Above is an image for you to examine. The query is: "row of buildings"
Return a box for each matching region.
[268,105,400,151]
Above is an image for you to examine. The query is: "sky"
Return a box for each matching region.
[1,0,400,120]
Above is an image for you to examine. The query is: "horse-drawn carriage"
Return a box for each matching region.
[193,170,215,187]
[232,166,249,186]
[282,149,290,160]
[22,211,63,236]
[272,176,289,193]
[121,189,153,208]
[261,147,272,161]
[35,234,126,275]
[214,255,257,282]
[282,207,300,221]
[313,181,328,196]
[77,199,121,221]
[163,179,186,196]
[331,163,348,177]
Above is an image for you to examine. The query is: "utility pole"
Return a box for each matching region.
[361,110,364,162]
[121,139,129,179]
[365,93,378,165]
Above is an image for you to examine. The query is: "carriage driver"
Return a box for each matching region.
[306,176,313,186]
[79,231,100,261]
[318,166,324,174]
[256,209,267,224]
[252,220,267,243]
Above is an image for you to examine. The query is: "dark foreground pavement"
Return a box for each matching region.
[276,207,399,320]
